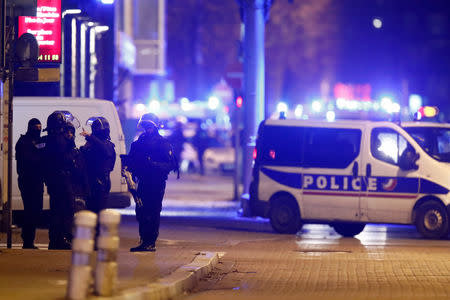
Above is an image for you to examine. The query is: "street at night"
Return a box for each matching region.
[0,174,449,299]
[2,0,450,299]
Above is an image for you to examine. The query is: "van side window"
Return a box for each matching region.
[371,127,410,165]
[303,128,361,168]
[261,126,303,166]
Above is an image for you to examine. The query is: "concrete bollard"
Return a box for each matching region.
[66,210,98,300]
[94,209,121,296]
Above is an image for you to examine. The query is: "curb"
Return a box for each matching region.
[107,251,220,300]
[120,214,273,233]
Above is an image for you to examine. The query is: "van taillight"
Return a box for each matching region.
[253,148,257,159]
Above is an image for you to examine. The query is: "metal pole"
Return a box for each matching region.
[71,17,77,97]
[1,12,13,247]
[2,76,12,248]
[60,15,65,96]
[80,23,87,98]
[233,104,241,200]
[89,27,96,98]
[241,0,266,200]
[0,0,5,69]
[61,10,82,97]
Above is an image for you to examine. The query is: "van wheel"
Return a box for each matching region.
[415,201,449,239]
[332,223,366,237]
[269,195,303,234]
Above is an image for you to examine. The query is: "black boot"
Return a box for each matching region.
[130,243,156,252]
[23,243,39,249]
[48,238,72,250]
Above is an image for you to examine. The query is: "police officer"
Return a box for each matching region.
[80,117,116,215]
[42,111,74,250]
[15,118,44,249]
[64,122,89,210]
[63,121,90,241]
[127,113,177,252]
[168,121,185,166]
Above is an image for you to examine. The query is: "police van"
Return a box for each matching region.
[1,97,130,221]
[248,118,450,239]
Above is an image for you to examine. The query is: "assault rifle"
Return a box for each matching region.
[120,154,143,208]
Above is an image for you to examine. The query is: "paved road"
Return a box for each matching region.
[1,173,449,300]
[162,223,450,300]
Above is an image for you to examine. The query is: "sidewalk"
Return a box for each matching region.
[0,228,219,300]
[0,174,254,300]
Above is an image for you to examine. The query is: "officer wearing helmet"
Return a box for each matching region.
[126,113,177,252]
[64,121,89,237]
[80,117,116,216]
[41,111,75,250]
[15,118,45,249]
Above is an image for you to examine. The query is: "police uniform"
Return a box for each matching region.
[81,117,116,214]
[42,112,75,250]
[127,113,176,252]
[65,123,89,210]
[15,118,44,249]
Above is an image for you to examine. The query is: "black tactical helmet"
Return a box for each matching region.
[138,113,160,130]
[86,116,110,140]
[45,111,67,132]
[90,117,110,134]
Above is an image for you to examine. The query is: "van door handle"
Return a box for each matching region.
[366,163,372,177]
[352,162,358,177]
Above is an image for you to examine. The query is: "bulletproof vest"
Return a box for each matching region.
[83,138,116,178]
[130,132,175,181]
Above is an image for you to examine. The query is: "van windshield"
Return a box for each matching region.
[403,126,450,163]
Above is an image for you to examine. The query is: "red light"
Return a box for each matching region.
[253,148,257,159]
[269,150,276,159]
[417,106,438,118]
[236,96,243,108]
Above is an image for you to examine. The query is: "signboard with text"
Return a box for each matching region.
[334,83,371,101]
[18,0,61,63]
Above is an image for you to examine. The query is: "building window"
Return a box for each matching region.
[134,0,159,40]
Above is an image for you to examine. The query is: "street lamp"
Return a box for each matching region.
[80,21,91,97]
[88,25,109,98]
[60,9,81,96]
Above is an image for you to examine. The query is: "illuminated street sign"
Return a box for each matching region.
[18,0,61,63]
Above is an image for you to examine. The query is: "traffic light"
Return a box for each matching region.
[236,96,243,108]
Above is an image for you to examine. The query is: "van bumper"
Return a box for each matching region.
[248,179,270,218]
[250,199,270,218]
[107,192,131,208]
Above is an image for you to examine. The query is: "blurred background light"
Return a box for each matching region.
[311,100,322,112]
[380,97,393,112]
[135,103,146,112]
[326,111,336,122]
[409,94,422,112]
[294,104,303,119]
[149,99,161,112]
[180,97,193,111]
[276,101,288,113]
[336,98,345,110]
[208,96,220,110]
[391,102,401,113]
[373,18,382,29]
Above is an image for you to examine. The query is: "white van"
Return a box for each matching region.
[2,97,130,217]
[248,119,450,239]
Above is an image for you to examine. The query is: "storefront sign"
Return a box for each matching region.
[18,0,61,63]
